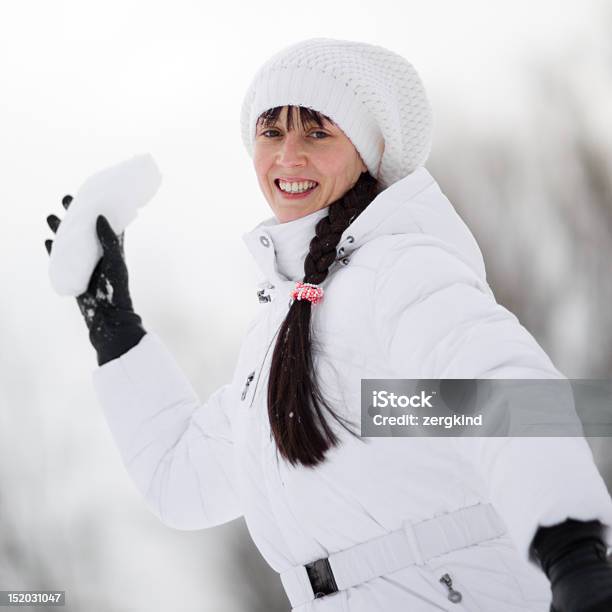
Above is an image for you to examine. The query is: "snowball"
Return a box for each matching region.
[48,153,162,296]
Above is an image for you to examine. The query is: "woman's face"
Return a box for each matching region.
[253,106,367,223]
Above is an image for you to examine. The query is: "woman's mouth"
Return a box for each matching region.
[274,179,319,199]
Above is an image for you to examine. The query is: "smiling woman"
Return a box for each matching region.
[46,35,612,612]
[253,105,369,222]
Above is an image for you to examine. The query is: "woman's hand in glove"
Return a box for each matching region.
[529,518,612,612]
[45,194,146,365]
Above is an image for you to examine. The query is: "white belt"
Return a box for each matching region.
[280,502,507,608]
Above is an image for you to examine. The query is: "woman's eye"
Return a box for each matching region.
[309,130,328,139]
[261,129,280,137]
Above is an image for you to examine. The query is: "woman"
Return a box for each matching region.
[46,38,612,611]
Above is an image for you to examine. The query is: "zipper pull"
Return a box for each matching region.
[241,371,256,400]
[439,573,462,603]
[257,288,272,303]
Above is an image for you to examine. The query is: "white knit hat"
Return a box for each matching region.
[240,37,433,189]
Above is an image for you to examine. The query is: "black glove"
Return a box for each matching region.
[45,194,147,365]
[529,518,612,612]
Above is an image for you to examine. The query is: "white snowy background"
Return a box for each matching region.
[1,0,612,610]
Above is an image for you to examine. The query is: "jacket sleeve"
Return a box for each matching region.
[91,330,242,530]
[373,239,612,565]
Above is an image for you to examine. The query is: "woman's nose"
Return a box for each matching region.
[276,134,306,164]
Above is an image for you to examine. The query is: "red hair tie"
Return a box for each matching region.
[290,281,324,305]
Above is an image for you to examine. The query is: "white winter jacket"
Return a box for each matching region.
[92,166,612,612]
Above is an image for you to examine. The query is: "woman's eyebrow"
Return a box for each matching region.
[293,122,331,130]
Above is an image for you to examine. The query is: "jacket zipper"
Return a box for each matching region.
[241,371,256,400]
[241,296,283,406]
[439,573,463,603]
[239,284,278,404]
[248,328,280,409]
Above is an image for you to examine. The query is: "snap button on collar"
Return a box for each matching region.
[337,235,354,257]
[259,235,270,248]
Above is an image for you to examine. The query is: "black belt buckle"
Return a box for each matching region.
[304,557,339,599]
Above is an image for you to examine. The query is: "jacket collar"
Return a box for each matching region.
[241,166,487,301]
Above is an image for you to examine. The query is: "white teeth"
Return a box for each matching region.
[278,180,318,193]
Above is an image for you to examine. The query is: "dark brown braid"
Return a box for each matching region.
[261,106,381,467]
[303,173,379,285]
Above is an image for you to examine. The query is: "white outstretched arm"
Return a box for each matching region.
[92,331,242,529]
